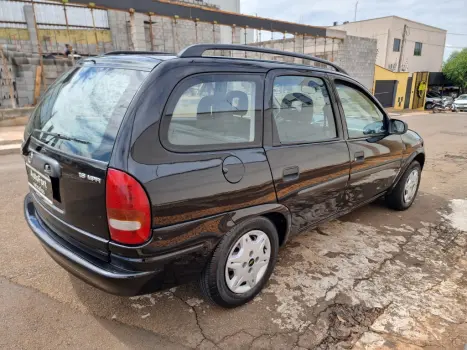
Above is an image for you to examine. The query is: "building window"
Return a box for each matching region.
[393,38,401,52]
[414,42,422,56]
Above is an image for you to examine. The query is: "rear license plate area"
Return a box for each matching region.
[27,164,54,205]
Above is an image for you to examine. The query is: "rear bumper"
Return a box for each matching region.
[24,193,202,295]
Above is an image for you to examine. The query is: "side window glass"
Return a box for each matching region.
[166,76,258,147]
[273,76,337,143]
[335,82,386,138]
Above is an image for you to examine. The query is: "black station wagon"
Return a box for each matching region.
[23,44,425,307]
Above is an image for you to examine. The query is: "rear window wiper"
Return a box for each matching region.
[33,129,91,145]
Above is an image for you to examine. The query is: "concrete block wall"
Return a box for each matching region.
[156,17,176,53]
[173,19,195,52]
[149,17,175,53]
[335,35,377,90]
[107,10,130,51]
[145,17,222,54]
[0,39,33,54]
[1,45,73,107]
[0,62,17,109]
[249,35,376,90]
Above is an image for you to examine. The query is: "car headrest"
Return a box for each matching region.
[226,90,249,116]
[197,95,216,119]
[280,93,314,123]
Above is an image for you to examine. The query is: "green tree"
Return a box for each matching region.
[443,49,467,93]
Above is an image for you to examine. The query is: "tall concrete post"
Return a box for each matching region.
[23,5,39,54]
[129,10,147,51]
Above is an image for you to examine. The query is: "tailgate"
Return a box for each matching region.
[24,65,149,258]
[27,141,109,258]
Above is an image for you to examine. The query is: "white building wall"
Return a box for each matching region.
[334,16,446,73]
[388,17,445,73]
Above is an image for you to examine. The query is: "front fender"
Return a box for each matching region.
[389,129,425,192]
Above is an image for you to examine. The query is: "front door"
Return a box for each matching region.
[329,76,404,208]
[264,70,351,234]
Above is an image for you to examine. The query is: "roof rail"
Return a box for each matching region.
[178,44,348,75]
[104,51,175,55]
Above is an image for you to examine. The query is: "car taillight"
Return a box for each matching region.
[106,168,151,245]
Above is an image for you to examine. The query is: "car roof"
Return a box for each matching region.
[84,52,348,79]
[81,45,348,76]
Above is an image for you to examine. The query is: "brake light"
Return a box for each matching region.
[106,168,151,245]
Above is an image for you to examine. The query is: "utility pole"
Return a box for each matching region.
[354,1,358,21]
[397,24,407,72]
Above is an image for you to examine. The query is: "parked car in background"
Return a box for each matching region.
[425,91,443,109]
[453,94,467,112]
[22,44,425,308]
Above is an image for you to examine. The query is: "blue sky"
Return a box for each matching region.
[240,0,467,61]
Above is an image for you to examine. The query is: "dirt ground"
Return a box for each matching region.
[0,112,466,350]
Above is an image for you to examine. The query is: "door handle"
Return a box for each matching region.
[283,166,300,182]
[354,151,365,163]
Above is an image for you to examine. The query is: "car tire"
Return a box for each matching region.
[200,217,279,308]
[386,161,421,211]
[425,102,433,110]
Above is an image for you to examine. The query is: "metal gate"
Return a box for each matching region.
[374,80,397,108]
[412,72,428,109]
[404,77,412,109]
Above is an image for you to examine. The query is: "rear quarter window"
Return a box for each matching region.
[161,74,264,152]
[26,67,148,162]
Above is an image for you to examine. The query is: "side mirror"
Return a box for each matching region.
[390,119,408,135]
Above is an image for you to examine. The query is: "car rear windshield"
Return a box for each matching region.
[26,66,148,162]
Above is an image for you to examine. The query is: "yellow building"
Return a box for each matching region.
[373,65,428,111]
[373,65,409,110]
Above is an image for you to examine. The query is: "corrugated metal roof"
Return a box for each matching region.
[0,23,28,29]
[35,3,109,28]
[0,0,109,28]
[0,1,27,22]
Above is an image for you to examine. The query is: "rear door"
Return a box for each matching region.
[129,72,277,230]
[329,76,404,207]
[24,65,148,257]
[264,69,351,234]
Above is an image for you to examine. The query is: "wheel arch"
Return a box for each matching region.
[230,204,292,247]
[389,150,425,193]
[414,152,425,169]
